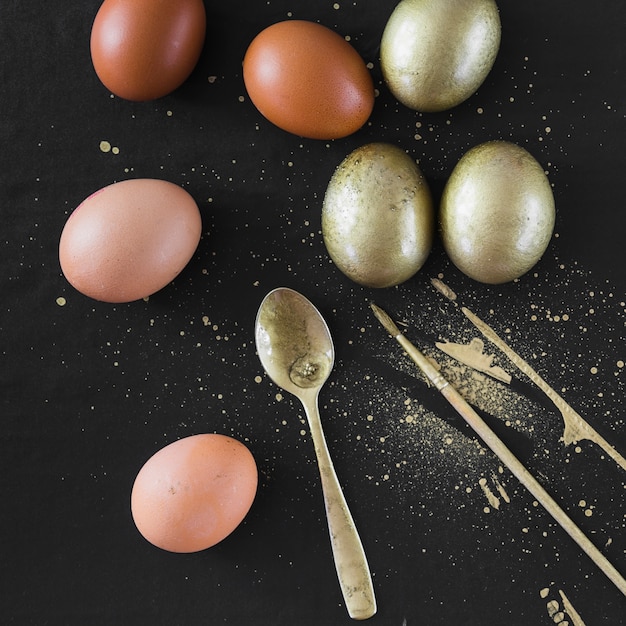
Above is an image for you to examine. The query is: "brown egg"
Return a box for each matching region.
[90,0,206,101]
[131,434,258,553]
[242,20,375,139]
[59,178,202,303]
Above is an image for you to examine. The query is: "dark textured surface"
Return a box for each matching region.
[2,1,625,623]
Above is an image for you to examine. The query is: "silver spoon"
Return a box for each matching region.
[255,287,376,621]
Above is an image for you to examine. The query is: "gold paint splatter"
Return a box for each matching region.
[540,587,586,626]
[99,140,119,154]
[546,599,560,617]
[430,277,457,301]
[494,475,510,503]
[559,589,587,626]
[436,337,511,383]
[479,477,500,509]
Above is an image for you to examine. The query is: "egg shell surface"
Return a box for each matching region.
[440,140,556,284]
[242,20,375,139]
[59,178,202,303]
[380,0,501,112]
[131,434,258,553]
[90,0,206,101]
[322,143,434,287]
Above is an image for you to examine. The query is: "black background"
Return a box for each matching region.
[2,1,625,624]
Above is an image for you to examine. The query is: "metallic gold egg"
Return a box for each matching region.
[440,141,555,284]
[380,0,501,112]
[322,143,434,288]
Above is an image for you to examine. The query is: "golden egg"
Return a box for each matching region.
[380,0,501,112]
[440,141,556,284]
[322,143,434,288]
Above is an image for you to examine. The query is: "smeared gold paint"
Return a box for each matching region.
[559,589,586,626]
[478,473,510,510]
[494,474,511,503]
[436,337,512,383]
[431,277,457,301]
[479,477,500,509]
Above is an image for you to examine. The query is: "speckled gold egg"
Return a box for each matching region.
[322,143,434,288]
[380,0,501,112]
[440,141,555,284]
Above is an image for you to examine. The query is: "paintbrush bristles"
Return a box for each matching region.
[370,303,401,337]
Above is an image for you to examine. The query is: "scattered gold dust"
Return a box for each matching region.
[99,140,119,154]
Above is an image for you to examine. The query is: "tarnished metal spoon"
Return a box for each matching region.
[255,287,376,620]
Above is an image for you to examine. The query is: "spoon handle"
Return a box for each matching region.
[302,396,377,621]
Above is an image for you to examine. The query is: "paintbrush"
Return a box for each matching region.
[370,302,626,597]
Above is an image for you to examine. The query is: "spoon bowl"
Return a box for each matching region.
[255,287,376,621]
[255,287,334,397]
